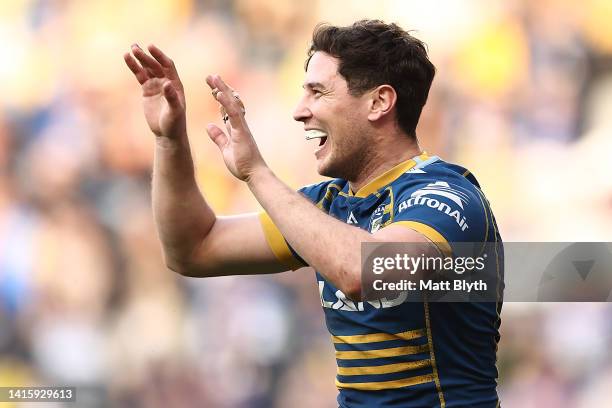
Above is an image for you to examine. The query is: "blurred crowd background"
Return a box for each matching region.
[1,0,612,407]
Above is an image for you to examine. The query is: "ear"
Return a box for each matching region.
[367,85,397,122]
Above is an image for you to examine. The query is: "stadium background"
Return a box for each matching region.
[1,0,611,406]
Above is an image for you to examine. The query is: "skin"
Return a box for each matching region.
[124,45,436,299]
[294,52,421,191]
[293,52,371,181]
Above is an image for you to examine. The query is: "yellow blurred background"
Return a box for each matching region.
[1,0,611,406]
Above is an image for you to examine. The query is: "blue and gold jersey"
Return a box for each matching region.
[260,153,503,408]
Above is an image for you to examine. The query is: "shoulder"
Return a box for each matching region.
[392,160,484,204]
[392,158,477,187]
[389,159,491,242]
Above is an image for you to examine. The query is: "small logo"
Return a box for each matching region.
[369,201,392,233]
[370,204,385,232]
[410,181,469,209]
[406,168,426,174]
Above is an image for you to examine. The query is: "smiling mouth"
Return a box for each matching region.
[305,129,328,147]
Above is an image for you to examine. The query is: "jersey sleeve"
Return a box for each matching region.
[388,178,490,255]
[258,212,306,270]
[258,180,336,270]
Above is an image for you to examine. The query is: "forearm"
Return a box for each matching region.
[247,167,371,296]
[153,134,216,270]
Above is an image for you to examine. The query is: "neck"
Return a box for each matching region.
[348,136,421,194]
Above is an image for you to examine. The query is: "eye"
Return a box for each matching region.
[313,89,323,98]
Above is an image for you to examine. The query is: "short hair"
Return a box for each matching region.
[306,20,436,138]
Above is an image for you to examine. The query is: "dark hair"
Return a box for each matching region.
[306,20,435,138]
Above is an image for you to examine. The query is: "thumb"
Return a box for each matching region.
[206,124,228,150]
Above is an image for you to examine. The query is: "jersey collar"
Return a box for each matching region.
[349,152,430,198]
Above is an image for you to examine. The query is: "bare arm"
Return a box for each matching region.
[203,75,438,298]
[124,45,284,276]
[247,168,436,298]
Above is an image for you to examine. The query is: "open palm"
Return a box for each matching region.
[205,75,267,181]
[124,44,186,139]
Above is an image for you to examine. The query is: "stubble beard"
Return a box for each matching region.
[318,132,372,182]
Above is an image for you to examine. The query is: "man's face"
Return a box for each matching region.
[293,52,373,180]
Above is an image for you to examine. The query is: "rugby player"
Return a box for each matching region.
[125,19,503,408]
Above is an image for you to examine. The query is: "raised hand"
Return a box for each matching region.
[124,44,186,139]
[205,75,267,182]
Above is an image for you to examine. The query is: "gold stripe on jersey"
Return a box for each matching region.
[316,183,347,209]
[351,152,430,198]
[258,212,303,271]
[390,221,452,257]
[424,300,446,407]
[336,373,435,391]
[332,329,425,344]
[337,359,431,376]
[335,344,429,360]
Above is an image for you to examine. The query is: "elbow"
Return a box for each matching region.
[164,256,190,276]
[161,237,212,277]
[163,254,203,277]
[163,248,221,278]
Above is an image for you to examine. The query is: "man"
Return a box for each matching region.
[125,20,503,408]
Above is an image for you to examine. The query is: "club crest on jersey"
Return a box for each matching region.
[397,181,470,231]
[368,201,392,233]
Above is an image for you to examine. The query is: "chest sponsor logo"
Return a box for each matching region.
[318,281,407,311]
[398,181,470,231]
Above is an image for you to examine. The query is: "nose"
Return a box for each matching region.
[292,94,312,122]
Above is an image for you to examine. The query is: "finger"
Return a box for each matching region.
[219,105,232,132]
[206,124,229,150]
[148,44,180,80]
[163,82,182,109]
[205,75,216,90]
[124,52,149,84]
[211,76,244,128]
[207,75,237,96]
[132,44,165,78]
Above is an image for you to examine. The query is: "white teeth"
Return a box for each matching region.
[305,129,328,140]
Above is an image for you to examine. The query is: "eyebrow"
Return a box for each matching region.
[302,81,326,90]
